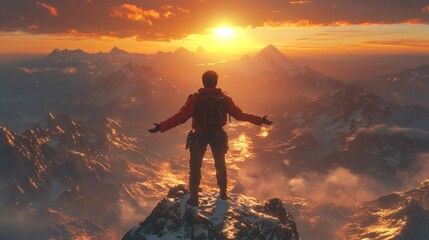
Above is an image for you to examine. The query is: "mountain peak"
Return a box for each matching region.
[109,46,128,55]
[120,62,143,78]
[196,46,208,55]
[123,62,140,70]
[122,185,299,240]
[44,112,76,131]
[173,47,194,57]
[416,179,429,190]
[51,48,61,54]
[253,44,298,71]
[256,45,285,58]
[47,48,88,59]
[0,126,16,147]
[119,62,158,79]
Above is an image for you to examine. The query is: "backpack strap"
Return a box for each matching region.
[220,92,231,123]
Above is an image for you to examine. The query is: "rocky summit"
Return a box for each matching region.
[122,185,299,240]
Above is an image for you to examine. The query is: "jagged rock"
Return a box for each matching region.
[167,184,189,199]
[340,179,429,240]
[122,186,299,240]
[0,112,162,239]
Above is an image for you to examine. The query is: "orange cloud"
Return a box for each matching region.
[406,18,424,24]
[289,0,312,4]
[423,6,429,13]
[177,7,191,14]
[27,24,39,29]
[265,19,353,28]
[362,40,429,49]
[111,4,160,25]
[163,11,176,18]
[161,5,190,17]
[162,5,175,10]
[36,1,58,16]
[61,67,77,74]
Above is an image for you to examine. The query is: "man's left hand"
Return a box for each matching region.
[262,115,273,125]
[148,123,161,133]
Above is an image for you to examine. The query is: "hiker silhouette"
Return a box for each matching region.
[149,70,272,206]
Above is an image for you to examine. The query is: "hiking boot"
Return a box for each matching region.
[188,187,199,206]
[219,187,228,200]
[187,196,199,206]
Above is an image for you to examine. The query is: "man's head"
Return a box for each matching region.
[202,70,218,88]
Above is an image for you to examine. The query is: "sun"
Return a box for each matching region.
[173,25,250,53]
[213,26,237,39]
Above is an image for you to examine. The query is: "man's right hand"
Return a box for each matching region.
[262,115,273,125]
[148,123,160,133]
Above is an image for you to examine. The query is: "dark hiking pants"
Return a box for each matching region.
[187,129,228,193]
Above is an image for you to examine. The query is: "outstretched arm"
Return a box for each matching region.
[226,96,267,125]
[150,94,196,133]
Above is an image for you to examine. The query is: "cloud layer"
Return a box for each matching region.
[1,0,428,40]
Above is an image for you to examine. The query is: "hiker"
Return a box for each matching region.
[148,70,272,206]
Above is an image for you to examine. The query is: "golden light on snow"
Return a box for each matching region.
[232,133,253,159]
[257,126,273,138]
[259,131,269,138]
[73,236,92,240]
[362,218,406,239]
[159,162,187,187]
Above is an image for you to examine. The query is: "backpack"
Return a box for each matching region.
[194,93,227,128]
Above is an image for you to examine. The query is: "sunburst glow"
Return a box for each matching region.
[171,25,254,53]
[213,26,237,39]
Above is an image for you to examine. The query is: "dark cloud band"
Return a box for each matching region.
[0,0,428,40]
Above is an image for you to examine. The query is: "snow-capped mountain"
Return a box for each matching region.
[0,112,176,239]
[44,47,149,73]
[0,111,152,197]
[46,48,92,62]
[226,45,341,88]
[357,64,429,108]
[263,86,429,182]
[123,185,299,240]
[0,48,129,130]
[340,180,429,240]
[60,62,183,120]
[85,62,161,106]
[218,45,344,112]
[0,45,342,129]
[254,44,299,72]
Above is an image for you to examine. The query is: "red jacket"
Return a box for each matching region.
[159,88,263,132]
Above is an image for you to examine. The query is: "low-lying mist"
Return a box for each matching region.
[234,150,429,208]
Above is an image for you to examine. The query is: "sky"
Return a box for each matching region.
[1,0,429,55]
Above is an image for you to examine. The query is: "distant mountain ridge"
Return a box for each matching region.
[260,85,429,183]
[60,61,181,120]
[357,64,429,108]
[216,45,344,112]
